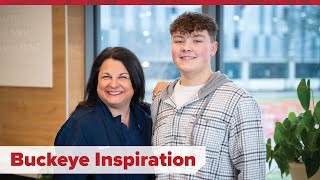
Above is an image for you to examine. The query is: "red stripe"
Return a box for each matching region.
[0,0,319,5]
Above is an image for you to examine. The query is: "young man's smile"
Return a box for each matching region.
[179,55,197,60]
[171,30,217,77]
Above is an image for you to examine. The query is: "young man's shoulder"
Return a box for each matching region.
[218,81,253,97]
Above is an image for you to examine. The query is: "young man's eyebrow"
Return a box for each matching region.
[192,34,205,38]
[172,34,205,39]
[172,35,184,38]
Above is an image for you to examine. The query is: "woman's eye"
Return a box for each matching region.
[119,76,128,79]
[194,40,202,43]
[103,76,111,79]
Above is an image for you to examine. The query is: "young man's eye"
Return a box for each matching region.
[194,40,202,43]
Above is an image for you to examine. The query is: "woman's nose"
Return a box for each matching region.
[109,78,119,88]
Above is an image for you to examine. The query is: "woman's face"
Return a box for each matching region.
[97,58,134,109]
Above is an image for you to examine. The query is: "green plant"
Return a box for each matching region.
[266,78,320,178]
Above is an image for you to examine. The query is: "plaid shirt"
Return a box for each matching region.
[152,74,266,180]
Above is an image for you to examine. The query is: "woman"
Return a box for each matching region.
[53,47,152,180]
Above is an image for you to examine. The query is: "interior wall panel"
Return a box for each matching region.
[0,6,85,146]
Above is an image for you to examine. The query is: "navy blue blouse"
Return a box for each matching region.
[116,111,143,146]
[53,99,153,180]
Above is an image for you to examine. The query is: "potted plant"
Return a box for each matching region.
[266,78,320,179]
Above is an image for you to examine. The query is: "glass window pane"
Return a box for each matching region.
[250,63,288,79]
[222,5,320,138]
[97,5,201,102]
[222,5,320,177]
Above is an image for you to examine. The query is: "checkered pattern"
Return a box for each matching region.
[152,81,266,180]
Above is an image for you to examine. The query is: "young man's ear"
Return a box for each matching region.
[210,42,218,57]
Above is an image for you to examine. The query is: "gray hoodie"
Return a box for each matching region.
[151,71,266,179]
[153,71,232,134]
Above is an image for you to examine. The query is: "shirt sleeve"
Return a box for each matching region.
[54,117,88,146]
[151,94,161,132]
[53,118,89,180]
[229,96,266,180]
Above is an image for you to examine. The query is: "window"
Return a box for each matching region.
[95,5,201,101]
[224,62,241,79]
[250,63,288,79]
[91,6,320,178]
[296,63,320,78]
[93,4,320,138]
[221,6,320,178]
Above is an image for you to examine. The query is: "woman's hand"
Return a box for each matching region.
[152,81,170,100]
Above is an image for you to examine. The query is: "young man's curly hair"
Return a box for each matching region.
[170,12,219,42]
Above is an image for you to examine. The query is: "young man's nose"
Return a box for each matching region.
[181,41,192,52]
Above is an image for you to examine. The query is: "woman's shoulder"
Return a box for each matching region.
[68,104,107,128]
[54,106,101,145]
[138,102,151,115]
[70,106,95,120]
[131,102,151,120]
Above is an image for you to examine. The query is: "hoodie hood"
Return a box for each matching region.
[155,71,232,145]
[160,71,232,101]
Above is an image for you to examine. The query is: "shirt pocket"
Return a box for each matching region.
[192,116,228,169]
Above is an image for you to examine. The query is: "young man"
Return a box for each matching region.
[152,12,266,179]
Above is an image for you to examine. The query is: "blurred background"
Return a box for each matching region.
[95,5,320,139]
[0,5,319,179]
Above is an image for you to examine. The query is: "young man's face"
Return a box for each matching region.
[171,30,218,75]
